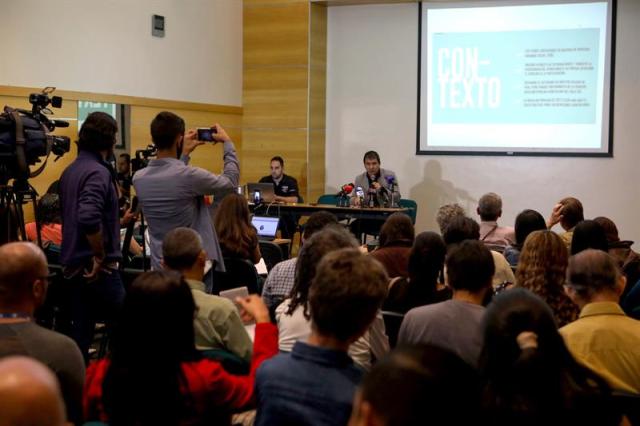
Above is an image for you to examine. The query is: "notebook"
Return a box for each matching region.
[251,216,279,241]
[247,182,276,203]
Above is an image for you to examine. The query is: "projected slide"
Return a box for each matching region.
[418,1,614,156]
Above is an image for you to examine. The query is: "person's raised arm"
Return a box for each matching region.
[186,124,240,196]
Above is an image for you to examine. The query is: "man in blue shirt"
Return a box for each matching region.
[255,248,388,426]
[133,112,239,286]
[59,111,125,360]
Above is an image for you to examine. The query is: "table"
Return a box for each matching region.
[252,203,410,243]
[252,203,409,222]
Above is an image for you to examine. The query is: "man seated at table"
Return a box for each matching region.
[350,151,401,241]
[259,156,300,203]
[352,151,401,208]
[259,156,300,238]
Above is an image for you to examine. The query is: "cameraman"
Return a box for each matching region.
[59,112,125,361]
[132,112,239,290]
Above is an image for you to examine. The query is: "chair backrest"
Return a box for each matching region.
[317,194,339,205]
[258,240,284,272]
[381,310,405,349]
[212,258,260,295]
[398,199,418,224]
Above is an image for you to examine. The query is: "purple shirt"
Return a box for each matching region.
[59,150,121,266]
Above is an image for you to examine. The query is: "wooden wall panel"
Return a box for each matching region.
[243,1,327,202]
[308,3,328,202]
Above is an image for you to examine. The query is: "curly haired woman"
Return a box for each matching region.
[515,230,579,327]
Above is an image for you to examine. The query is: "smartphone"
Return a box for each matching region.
[197,127,217,142]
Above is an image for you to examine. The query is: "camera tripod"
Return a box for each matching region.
[0,179,42,247]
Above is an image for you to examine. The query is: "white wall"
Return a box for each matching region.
[0,0,242,106]
[327,1,640,246]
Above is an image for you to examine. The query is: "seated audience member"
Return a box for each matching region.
[162,227,252,362]
[398,240,495,368]
[255,249,388,426]
[515,230,579,327]
[25,193,62,246]
[435,203,465,234]
[476,192,515,252]
[370,212,415,278]
[84,271,277,425]
[480,288,621,426]
[0,242,84,425]
[261,211,338,312]
[570,219,609,255]
[348,345,481,426]
[214,193,261,264]
[384,231,450,314]
[0,356,67,426]
[546,196,584,250]
[503,209,547,267]
[594,216,640,298]
[442,215,515,288]
[276,226,389,370]
[560,249,640,394]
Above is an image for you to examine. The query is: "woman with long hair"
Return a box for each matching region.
[479,288,621,426]
[516,230,579,327]
[214,193,261,264]
[370,212,415,278]
[84,271,277,425]
[384,231,450,314]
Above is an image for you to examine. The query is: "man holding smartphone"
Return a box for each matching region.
[133,112,239,290]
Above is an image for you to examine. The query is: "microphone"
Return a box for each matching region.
[337,183,355,196]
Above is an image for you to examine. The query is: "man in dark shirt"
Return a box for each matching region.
[0,242,85,425]
[259,156,300,238]
[255,248,388,426]
[259,156,300,203]
[59,111,125,360]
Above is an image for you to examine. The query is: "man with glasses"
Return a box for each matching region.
[0,242,84,425]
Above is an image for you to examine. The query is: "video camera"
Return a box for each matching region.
[0,87,70,186]
[131,144,157,173]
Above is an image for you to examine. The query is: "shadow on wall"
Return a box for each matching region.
[407,159,476,231]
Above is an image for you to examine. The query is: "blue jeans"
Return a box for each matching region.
[66,267,125,362]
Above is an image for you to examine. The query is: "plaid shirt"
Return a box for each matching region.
[262,257,298,311]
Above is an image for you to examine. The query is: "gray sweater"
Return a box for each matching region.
[133,141,240,271]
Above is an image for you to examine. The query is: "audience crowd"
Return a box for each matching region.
[1,111,639,426]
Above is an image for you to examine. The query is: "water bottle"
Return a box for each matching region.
[355,187,365,207]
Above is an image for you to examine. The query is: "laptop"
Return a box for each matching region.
[247,182,276,203]
[251,216,280,241]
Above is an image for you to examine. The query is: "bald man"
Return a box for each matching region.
[561,249,640,394]
[0,242,84,425]
[0,356,66,426]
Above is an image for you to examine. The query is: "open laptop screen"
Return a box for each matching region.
[251,216,279,239]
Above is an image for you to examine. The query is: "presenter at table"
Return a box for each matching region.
[352,151,401,207]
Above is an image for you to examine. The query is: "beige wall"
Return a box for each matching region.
[0,0,242,106]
